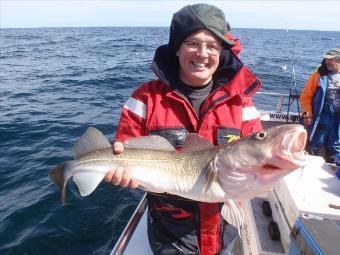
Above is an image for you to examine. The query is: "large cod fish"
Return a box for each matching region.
[49,124,307,205]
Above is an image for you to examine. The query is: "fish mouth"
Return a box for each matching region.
[269,126,307,170]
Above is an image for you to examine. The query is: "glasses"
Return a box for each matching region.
[183,40,223,56]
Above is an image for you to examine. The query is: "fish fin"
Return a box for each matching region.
[181,133,213,152]
[123,136,175,151]
[72,127,111,159]
[72,172,106,197]
[48,162,71,205]
[221,199,244,237]
[204,158,218,192]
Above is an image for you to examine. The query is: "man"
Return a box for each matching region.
[105,4,262,254]
[300,47,340,163]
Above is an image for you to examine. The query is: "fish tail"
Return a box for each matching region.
[48,162,69,205]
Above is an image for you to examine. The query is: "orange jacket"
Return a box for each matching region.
[299,72,320,115]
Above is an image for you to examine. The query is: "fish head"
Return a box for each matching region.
[216,124,307,198]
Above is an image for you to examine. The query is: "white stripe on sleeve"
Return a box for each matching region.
[242,106,260,121]
[123,97,146,119]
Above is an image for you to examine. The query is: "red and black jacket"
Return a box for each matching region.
[115,44,262,255]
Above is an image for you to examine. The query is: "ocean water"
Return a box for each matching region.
[0,27,339,255]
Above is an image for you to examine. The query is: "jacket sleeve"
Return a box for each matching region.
[114,84,150,143]
[299,72,319,115]
[240,96,263,137]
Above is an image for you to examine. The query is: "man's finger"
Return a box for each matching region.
[113,142,124,154]
[129,179,139,189]
[112,167,124,185]
[120,169,131,188]
[104,170,114,182]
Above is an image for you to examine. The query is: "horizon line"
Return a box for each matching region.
[1,26,339,33]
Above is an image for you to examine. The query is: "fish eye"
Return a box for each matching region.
[255,131,267,140]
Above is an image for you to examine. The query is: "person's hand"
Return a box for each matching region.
[302,113,313,126]
[103,142,139,189]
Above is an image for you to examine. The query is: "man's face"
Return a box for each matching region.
[326,58,340,72]
[176,29,222,87]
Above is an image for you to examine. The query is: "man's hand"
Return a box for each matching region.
[302,113,313,126]
[103,142,139,189]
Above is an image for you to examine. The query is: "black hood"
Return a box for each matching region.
[318,58,331,76]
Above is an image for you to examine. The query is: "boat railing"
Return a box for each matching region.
[254,91,301,127]
[110,194,148,255]
[256,91,299,98]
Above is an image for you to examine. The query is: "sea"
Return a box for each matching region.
[0,27,339,255]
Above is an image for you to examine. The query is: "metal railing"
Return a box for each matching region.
[110,194,148,255]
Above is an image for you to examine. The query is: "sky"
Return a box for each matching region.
[1,0,340,31]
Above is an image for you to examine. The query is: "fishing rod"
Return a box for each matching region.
[287,42,301,121]
[285,29,302,123]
